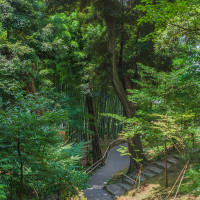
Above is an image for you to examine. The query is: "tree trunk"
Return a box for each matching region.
[17,138,23,200]
[24,62,37,94]
[86,94,103,164]
[103,0,145,173]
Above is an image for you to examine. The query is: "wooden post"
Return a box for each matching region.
[133,164,142,188]
[165,135,168,188]
[142,166,146,185]
[79,193,82,200]
[138,164,142,191]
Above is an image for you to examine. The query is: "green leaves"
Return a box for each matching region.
[118,145,131,156]
[181,165,200,196]
[118,145,143,163]
[136,0,200,42]
[0,93,88,198]
[0,184,6,200]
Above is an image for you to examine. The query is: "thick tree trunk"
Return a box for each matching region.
[86,94,103,164]
[123,76,146,172]
[103,0,145,173]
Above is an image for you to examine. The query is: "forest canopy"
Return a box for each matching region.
[0,0,200,199]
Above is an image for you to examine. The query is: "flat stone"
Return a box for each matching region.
[174,154,181,159]
[132,174,144,182]
[154,160,172,169]
[167,157,179,164]
[143,169,156,178]
[118,182,132,191]
[104,184,126,197]
[84,188,112,200]
[124,177,135,186]
[146,165,163,174]
[88,185,104,189]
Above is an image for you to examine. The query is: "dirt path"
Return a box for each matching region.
[84,143,130,200]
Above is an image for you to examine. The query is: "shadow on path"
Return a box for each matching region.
[84,143,130,200]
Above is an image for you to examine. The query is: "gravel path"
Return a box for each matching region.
[84,143,130,200]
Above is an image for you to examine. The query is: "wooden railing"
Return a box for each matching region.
[84,139,126,174]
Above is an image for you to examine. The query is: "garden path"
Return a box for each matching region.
[83,143,130,200]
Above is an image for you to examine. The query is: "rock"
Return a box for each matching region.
[124,177,135,186]
[118,182,132,191]
[132,174,144,182]
[154,160,172,169]
[142,169,157,178]
[104,184,126,198]
[167,157,179,164]
[174,154,181,159]
[146,165,163,174]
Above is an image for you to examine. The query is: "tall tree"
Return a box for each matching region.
[100,0,145,172]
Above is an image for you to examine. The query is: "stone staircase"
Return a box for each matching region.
[104,156,180,199]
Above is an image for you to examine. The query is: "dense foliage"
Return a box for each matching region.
[0,93,88,199]
[0,0,200,199]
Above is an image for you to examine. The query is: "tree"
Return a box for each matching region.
[99,0,146,172]
[136,0,200,40]
[0,93,88,199]
[0,1,89,198]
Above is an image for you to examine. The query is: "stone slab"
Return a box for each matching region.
[124,177,135,186]
[84,188,112,200]
[154,160,172,169]
[167,157,179,164]
[105,184,126,197]
[132,174,144,182]
[174,154,181,159]
[143,169,156,178]
[146,165,163,174]
[118,182,132,191]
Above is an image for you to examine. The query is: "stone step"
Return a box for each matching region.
[167,157,179,164]
[132,174,144,182]
[174,154,181,159]
[118,182,132,191]
[143,169,157,178]
[104,184,126,198]
[146,165,163,174]
[154,160,172,170]
[124,177,135,186]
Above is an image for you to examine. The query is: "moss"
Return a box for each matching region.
[106,167,129,185]
[99,138,113,155]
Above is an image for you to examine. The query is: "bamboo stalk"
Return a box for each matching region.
[164,135,168,188]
